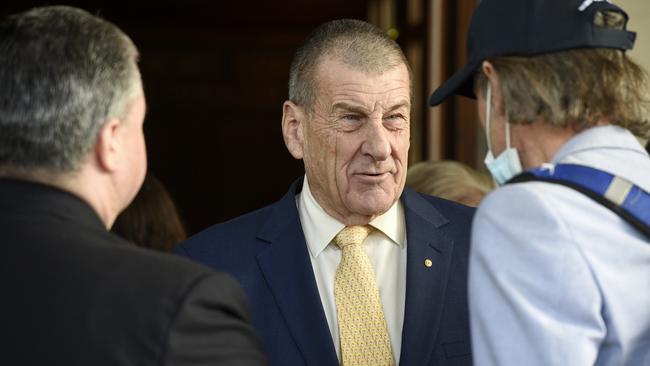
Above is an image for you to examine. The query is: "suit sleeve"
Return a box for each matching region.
[163,272,267,366]
[468,183,605,366]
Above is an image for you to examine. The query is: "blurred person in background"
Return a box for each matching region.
[113,174,187,252]
[406,160,494,207]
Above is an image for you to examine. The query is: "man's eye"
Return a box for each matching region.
[385,113,405,121]
[342,114,362,122]
[384,114,408,130]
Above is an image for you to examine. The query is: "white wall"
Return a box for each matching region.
[615,1,649,143]
[616,0,650,73]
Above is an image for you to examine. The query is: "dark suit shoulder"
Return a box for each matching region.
[414,191,477,218]
[3,206,247,365]
[163,272,267,366]
[402,189,475,235]
[98,232,268,365]
[174,200,279,261]
[108,231,212,276]
[177,179,304,258]
[186,202,275,241]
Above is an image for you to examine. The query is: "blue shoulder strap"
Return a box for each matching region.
[508,164,650,240]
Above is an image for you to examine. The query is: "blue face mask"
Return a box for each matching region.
[483,83,523,185]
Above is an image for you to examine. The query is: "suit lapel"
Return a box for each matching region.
[255,179,339,366]
[399,189,455,366]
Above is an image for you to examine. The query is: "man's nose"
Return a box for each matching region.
[360,118,391,161]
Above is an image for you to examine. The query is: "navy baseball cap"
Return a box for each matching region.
[429,0,636,106]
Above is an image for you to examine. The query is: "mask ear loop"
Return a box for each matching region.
[485,82,493,152]
[505,109,511,150]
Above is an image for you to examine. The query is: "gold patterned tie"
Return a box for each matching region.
[334,225,394,366]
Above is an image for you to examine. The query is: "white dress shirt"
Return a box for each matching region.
[469,125,650,366]
[297,176,407,363]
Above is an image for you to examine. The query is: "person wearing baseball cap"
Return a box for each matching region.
[430,0,650,365]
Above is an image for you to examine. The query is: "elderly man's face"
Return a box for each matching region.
[298,58,411,224]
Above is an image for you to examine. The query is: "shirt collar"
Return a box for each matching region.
[369,196,406,248]
[298,176,406,259]
[552,125,646,164]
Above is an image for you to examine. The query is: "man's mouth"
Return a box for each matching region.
[354,171,392,181]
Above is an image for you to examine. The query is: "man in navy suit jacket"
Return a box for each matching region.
[176,19,474,366]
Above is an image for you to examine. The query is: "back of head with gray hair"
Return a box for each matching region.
[0,5,141,175]
[288,19,411,111]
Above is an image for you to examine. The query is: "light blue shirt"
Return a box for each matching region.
[469,125,650,366]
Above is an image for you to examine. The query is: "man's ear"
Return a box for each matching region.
[481,61,505,117]
[282,100,305,160]
[94,118,122,173]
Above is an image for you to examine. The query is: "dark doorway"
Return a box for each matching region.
[1,1,368,234]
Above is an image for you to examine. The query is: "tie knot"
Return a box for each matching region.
[334,225,373,249]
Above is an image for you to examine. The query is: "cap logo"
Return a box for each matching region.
[578,0,612,11]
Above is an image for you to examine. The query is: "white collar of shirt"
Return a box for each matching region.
[552,125,647,164]
[298,176,406,259]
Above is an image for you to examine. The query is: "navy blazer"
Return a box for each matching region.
[176,179,474,366]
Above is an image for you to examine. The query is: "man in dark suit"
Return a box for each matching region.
[0,6,266,365]
[176,19,474,366]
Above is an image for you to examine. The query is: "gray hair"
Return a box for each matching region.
[288,19,411,111]
[0,6,141,174]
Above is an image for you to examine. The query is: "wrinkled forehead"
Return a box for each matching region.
[312,56,412,103]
